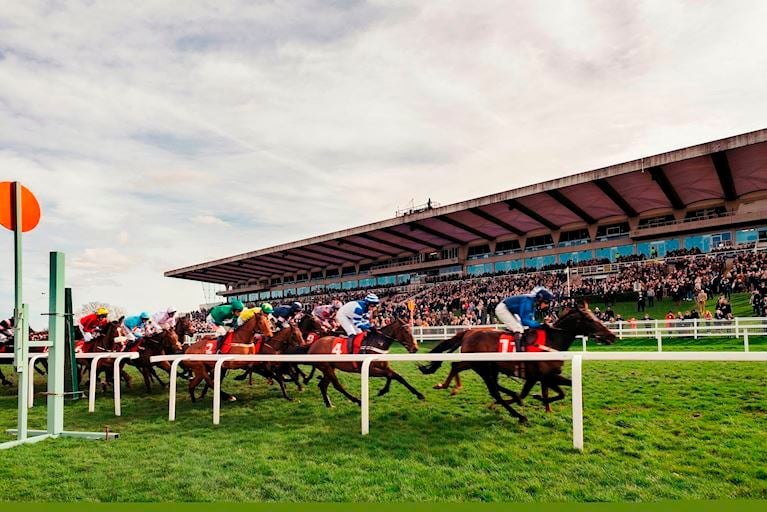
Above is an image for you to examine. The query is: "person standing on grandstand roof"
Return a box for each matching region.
[79,308,110,342]
[122,312,152,350]
[237,302,273,327]
[151,307,177,334]
[207,300,244,353]
[494,286,554,352]
[312,300,342,330]
[336,293,380,344]
[271,302,303,331]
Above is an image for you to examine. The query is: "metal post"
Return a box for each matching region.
[16,304,29,442]
[361,356,377,435]
[169,359,182,421]
[571,355,583,451]
[12,183,27,441]
[48,252,65,435]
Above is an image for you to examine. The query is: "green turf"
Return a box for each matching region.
[598,292,754,320]
[1,336,766,502]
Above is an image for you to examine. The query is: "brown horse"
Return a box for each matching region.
[121,328,184,392]
[183,312,273,402]
[80,318,135,392]
[418,304,616,423]
[306,318,424,408]
[200,325,306,401]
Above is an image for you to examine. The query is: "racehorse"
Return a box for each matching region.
[306,318,424,408]
[418,303,615,423]
[78,318,134,393]
[121,328,184,392]
[292,314,329,384]
[199,325,306,401]
[183,312,273,402]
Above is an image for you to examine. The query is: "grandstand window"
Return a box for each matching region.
[560,249,594,265]
[283,288,296,297]
[359,277,376,287]
[377,275,396,285]
[326,268,339,278]
[638,215,675,228]
[685,206,727,220]
[467,244,491,260]
[558,229,590,247]
[495,259,523,272]
[684,232,730,252]
[259,291,270,300]
[595,244,634,261]
[442,248,458,259]
[248,293,258,302]
[525,255,556,269]
[327,282,341,290]
[736,228,759,244]
[270,278,281,285]
[342,266,356,276]
[467,263,493,275]
[310,285,325,292]
[397,273,410,284]
[272,289,284,298]
[439,264,463,275]
[525,234,555,251]
[296,273,308,282]
[342,280,358,290]
[297,287,310,295]
[595,222,630,242]
[495,239,521,255]
[310,271,323,280]
[359,263,372,274]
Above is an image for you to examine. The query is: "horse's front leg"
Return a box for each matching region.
[372,364,425,400]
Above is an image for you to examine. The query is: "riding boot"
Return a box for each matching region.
[513,331,524,352]
[215,335,225,354]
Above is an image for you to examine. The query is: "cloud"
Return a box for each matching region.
[192,215,228,226]
[70,248,136,273]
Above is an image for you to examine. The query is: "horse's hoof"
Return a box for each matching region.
[227,396,237,402]
[450,389,460,396]
[233,375,247,381]
[532,394,544,402]
[1,380,11,386]
[519,416,529,425]
[416,394,425,401]
[433,383,446,390]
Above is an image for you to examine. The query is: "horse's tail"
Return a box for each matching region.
[417,330,467,375]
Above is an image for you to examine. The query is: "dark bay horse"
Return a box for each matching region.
[306,318,424,408]
[418,304,616,423]
[121,328,184,392]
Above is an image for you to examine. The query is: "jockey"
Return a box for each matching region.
[122,312,152,350]
[311,300,342,330]
[272,302,303,331]
[79,308,110,342]
[151,307,177,333]
[0,317,14,345]
[336,293,379,343]
[237,302,273,327]
[207,300,244,353]
[495,286,555,351]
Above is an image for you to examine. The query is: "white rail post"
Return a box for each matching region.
[744,330,750,353]
[571,354,584,451]
[88,356,102,413]
[656,331,663,352]
[693,319,698,340]
[618,321,623,340]
[27,354,48,408]
[213,357,234,425]
[581,335,587,352]
[361,356,378,435]
[735,317,740,338]
[169,359,182,421]
[113,355,133,417]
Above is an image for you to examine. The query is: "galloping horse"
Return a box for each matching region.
[121,328,184,392]
[418,303,615,423]
[183,312,273,402]
[306,318,424,408]
[292,314,329,384]
[199,325,305,401]
[78,318,134,392]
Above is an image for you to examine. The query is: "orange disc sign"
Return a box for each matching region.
[0,182,41,232]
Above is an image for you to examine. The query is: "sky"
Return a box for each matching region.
[2,0,767,328]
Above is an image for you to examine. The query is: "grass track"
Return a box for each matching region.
[0,337,766,502]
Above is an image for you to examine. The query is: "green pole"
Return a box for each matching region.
[12,182,28,441]
[48,252,65,435]
[64,287,79,401]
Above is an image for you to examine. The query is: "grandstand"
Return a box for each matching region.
[165,128,767,307]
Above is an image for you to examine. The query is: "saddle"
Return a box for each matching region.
[497,329,547,353]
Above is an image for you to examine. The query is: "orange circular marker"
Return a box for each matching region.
[0,182,41,232]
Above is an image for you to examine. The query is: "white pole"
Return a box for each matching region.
[213,357,233,425]
[581,335,587,352]
[169,359,181,421]
[744,331,749,353]
[88,357,100,413]
[361,357,377,435]
[571,355,583,451]
[657,331,663,352]
[27,354,48,408]
[693,319,698,340]
[113,358,122,417]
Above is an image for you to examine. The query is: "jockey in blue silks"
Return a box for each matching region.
[495,286,555,351]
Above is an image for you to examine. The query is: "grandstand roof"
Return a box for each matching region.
[166,128,767,285]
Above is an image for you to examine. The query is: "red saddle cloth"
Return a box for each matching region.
[75,340,96,353]
[497,330,547,352]
[330,333,365,355]
[202,331,235,354]
[304,332,320,345]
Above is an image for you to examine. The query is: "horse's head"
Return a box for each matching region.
[381,318,418,353]
[300,315,325,335]
[101,318,124,351]
[176,316,195,338]
[556,301,616,345]
[253,312,274,338]
[275,325,305,351]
